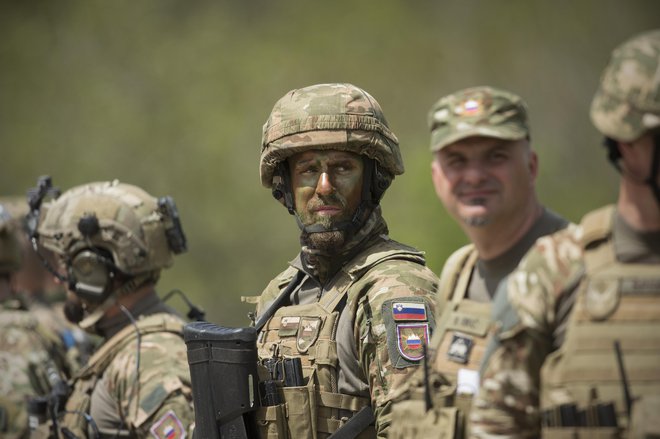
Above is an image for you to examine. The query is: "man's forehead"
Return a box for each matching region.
[289,149,361,163]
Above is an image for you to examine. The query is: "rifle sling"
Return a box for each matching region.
[327,406,375,439]
[254,270,306,332]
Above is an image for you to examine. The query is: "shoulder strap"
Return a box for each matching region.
[579,205,616,273]
[580,205,615,248]
[320,236,428,313]
[79,313,184,377]
[438,244,478,303]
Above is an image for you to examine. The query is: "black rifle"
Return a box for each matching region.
[184,323,260,439]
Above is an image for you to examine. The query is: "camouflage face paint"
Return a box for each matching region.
[288,149,364,229]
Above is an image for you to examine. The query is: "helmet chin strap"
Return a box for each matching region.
[76,271,155,334]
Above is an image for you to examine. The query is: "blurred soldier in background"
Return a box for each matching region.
[389,86,568,438]
[471,29,660,437]
[252,83,439,438]
[0,202,70,439]
[29,179,194,438]
[0,195,95,372]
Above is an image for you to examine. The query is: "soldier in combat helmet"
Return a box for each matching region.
[29,178,195,438]
[252,83,439,438]
[471,29,660,437]
[388,86,568,438]
[0,202,70,439]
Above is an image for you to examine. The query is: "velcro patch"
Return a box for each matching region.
[446,332,474,365]
[149,410,186,439]
[279,316,301,337]
[396,323,429,361]
[392,302,427,321]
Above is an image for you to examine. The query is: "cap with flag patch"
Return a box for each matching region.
[428,86,530,152]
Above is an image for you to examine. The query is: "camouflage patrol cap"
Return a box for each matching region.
[37,181,176,275]
[590,29,660,142]
[428,86,530,152]
[260,83,404,188]
[0,203,21,274]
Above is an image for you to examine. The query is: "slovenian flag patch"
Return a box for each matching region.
[392,302,427,321]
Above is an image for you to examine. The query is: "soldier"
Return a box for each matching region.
[471,29,660,437]
[252,83,439,438]
[0,202,70,439]
[30,179,194,438]
[388,86,568,438]
[0,195,96,373]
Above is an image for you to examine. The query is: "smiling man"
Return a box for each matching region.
[388,86,568,438]
[252,83,439,438]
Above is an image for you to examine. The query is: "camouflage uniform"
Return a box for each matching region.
[31,180,194,438]
[0,203,70,439]
[471,30,660,438]
[0,195,97,374]
[388,88,568,439]
[253,83,439,438]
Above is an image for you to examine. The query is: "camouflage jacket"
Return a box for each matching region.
[0,300,70,439]
[60,310,194,438]
[254,223,439,438]
[470,206,660,437]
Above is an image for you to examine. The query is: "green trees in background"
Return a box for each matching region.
[1,0,657,325]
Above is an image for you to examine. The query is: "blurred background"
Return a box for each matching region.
[1,0,658,326]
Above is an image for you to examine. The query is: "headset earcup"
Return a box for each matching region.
[69,250,112,302]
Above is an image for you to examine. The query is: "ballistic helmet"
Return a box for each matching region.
[36,180,186,301]
[260,83,404,189]
[590,29,660,142]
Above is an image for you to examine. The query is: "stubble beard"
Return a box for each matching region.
[299,198,350,254]
[459,197,492,227]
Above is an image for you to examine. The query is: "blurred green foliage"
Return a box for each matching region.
[1,0,657,326]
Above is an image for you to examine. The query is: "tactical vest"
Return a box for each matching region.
[59,313,184,438]
[254,239,426,439]
[540,206,660,439]
[389,244,491,439]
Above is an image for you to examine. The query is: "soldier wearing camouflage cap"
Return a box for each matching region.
[388,86,568,438]
[250,83,438,438]
[471,30,660,437]
[0,202,71,439]
[29,178,195,438]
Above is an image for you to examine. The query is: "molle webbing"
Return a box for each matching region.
[256,240,426,437]
[540,206,660,430]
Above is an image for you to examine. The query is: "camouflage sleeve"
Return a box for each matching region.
[470,225,584,438]
[0,314,69,438]
[104,330,194,438]
[352,259,439,438]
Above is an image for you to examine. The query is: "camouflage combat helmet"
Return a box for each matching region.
[0,203,21,274]
[590,29,660,142]
[428,86,530,152]
[260,83,404,188]
[37,180,186,276]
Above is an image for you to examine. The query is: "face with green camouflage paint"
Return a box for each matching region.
[288,149,364,251]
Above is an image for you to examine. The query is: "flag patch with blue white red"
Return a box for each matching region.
[149,410,186,439]
[396,323,429,361]
[392,302,427,321]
